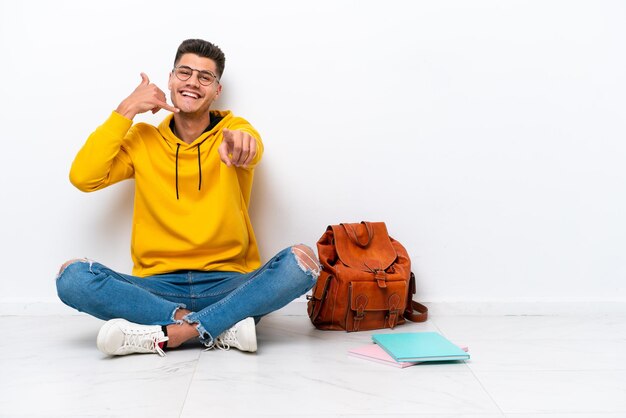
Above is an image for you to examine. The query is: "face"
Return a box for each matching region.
[168,53,222,116]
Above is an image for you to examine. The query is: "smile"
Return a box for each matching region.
[180,90,200,99]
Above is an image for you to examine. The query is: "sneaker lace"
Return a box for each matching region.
[204,327,237,352]
[122,328,168,357]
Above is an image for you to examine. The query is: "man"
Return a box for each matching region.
[57,39,320,356]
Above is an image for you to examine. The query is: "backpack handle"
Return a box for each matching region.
[341,221,374,248]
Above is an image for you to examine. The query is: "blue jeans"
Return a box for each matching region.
[56,246,319,345]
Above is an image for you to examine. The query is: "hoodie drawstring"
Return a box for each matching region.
[175,144,181,200]
[197,143,202,191]
[175,143,203,200]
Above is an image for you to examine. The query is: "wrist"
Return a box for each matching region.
[115,100,137,120]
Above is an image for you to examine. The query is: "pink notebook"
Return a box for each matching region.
[348,344,469,368]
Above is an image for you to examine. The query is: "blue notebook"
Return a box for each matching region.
[372,332,470,363]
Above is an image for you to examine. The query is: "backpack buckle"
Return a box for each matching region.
[374,269,387,288]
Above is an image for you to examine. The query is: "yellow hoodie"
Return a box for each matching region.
[70,110,263,277]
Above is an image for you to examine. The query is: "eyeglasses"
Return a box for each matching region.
[172,65,219,86]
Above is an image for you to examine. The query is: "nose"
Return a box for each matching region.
[186,71,201,87]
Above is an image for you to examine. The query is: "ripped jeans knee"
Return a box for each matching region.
[291,244,321,279]
[57,258,92,279]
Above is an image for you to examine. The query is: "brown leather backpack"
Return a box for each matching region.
[307,221,428,331]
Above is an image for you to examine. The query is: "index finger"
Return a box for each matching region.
[217,141,233,167]
[229,130,244,165]
[222,128,234,140]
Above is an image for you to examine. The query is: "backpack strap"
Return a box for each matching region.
[404,300,429,322]
[403,272,428,322]
[307,273,333,323]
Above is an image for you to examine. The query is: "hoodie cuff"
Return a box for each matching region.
[106,110,134,132]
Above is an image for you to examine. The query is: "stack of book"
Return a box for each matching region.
[349,332,470,368]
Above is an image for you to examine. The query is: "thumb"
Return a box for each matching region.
[222,128,232,139]
[139,72,150,86]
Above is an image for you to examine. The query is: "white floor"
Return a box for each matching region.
[2,303,625,417]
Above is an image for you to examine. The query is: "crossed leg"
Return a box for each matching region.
[165,244,320,347]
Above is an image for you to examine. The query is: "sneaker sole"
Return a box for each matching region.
[96,318,126,355]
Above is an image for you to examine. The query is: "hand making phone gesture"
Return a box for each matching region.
[116,73,179,120]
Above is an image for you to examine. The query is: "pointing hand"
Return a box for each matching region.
[218,128,258,168]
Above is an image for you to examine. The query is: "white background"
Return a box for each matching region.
[1,0,624,311]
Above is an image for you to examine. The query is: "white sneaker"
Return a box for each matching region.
[213,317,257,352]
[97,319,168,357]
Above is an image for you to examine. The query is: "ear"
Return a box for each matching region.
[168,71,173,91]
[214,83,223,100]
